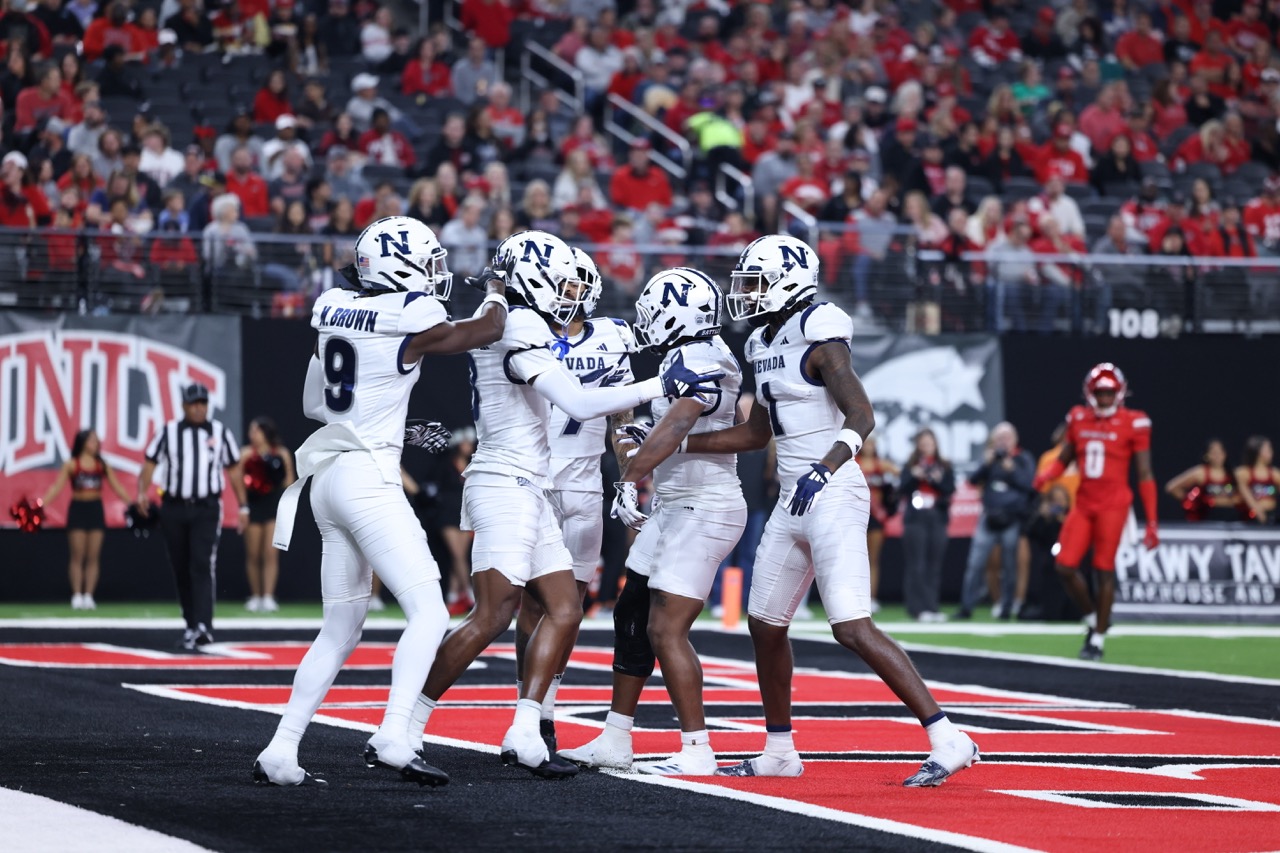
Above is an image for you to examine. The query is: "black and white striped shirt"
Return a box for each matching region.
[145,419,240,500]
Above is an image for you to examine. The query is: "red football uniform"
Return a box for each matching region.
[1056,404,1152,570]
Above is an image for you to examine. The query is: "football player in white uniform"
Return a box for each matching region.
[252,216,510,787]
[409,231,725,779]
[559,267,746,776]
[632,235,980,787]
[513,248,636,755]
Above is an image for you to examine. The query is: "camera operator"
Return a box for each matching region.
[956,422,1034,620]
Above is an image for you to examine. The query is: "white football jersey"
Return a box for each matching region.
[745,301,854,485]
[548,317,635,493]
[464,305,562,489]
[309,287,448,482]
[650,336,744,509]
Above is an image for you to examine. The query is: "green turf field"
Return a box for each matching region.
[3,601,1277,680]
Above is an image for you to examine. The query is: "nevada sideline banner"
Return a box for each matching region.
[1114,514,1280,620]
[0,314,243,528]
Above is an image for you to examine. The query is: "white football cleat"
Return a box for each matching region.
[252,749,325,787]
[501,724,577,779]
[903,733,980,787]
[558,731,634,771]
[635,745,718,776]
[714,751,804,777]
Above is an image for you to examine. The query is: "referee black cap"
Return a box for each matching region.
[182,383,210,404]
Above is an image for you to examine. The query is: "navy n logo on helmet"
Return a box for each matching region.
[377,230,410,257]
[522,241,554,266]
[779,244,810,271]
[660,280,693,307]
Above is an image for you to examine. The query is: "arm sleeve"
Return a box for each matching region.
[532,366,663,422]
[145,428,166,463]
[1131,412,1152,452]
[303,355,327,422]
[221,427,240,466]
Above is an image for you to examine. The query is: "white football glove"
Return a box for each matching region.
[614,421,652,459]
[610,481,647,530]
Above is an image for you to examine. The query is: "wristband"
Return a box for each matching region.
[238,507,250,514]
[836,429,863,456]
[480,292,508,311]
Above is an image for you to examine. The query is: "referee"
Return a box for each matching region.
[136,383,249,650]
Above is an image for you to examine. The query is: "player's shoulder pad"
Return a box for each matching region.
[502,305,557,350]
[675,337,739,378]
[310,287,347,330]
[744,327,767,358]
[1128,408,1152,430]
[602,317,637,353]
[799,301,854,345]
[1067,405,1090,422]
[398,291,448,335]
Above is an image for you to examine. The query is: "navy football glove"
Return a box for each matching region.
[404,420,451,453]
[659,350,725,402]
[788,463,831,516]
[614,421,653,458]
[463,265,507,294]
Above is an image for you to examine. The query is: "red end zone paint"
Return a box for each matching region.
[10,642,1280,852]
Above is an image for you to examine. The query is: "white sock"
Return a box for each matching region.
[925,714,962,751]
[541,673,562,721]
[764,730,795,755]
[379,590,449,744]
[604,712,634,732]
[513,697,541,732]
[274,599,369,747]
[515,679,523,701]
[410,695,437,743]
[1090,631,1105,649]
[680,729,710,748]
[1085,612,1098,630]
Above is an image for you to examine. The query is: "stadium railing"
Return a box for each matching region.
[1,226,1276,336]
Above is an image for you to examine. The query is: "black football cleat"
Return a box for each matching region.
[540,719,558,754]
[252,760,328,787]
[500,749,580,780]
[1078,630,1104,661]
[180,629,198,651]
[363,743,449,787]
[194,623,214,647]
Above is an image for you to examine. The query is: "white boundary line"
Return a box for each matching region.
[0,787,217,853]
[4,616,1280,638]
[770,626,1280,687]
[603,771,1042,853]
[993,789,1280,812]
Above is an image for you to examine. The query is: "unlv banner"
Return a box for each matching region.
[851,335,1005,538]
[1114,516,1280,621]
[0,314,243,528]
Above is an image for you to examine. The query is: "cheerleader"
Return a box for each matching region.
[1235,436,1280,525]
[1165,439,1241,522]
[857,435,899,613]
[41,429,131,609]
[240,417,295,612]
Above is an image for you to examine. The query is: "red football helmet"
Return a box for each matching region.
[1084,363,1127,415]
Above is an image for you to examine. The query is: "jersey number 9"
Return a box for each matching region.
[324,337,357,413]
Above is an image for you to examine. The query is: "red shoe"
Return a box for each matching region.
[447,597,474,617]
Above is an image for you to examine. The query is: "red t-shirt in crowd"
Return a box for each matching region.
[460,0,515,48]
[225,171,270,219]
[401,59,452,97]
[609,165,672,211]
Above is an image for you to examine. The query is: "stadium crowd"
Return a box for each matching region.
[1,0,1280,329]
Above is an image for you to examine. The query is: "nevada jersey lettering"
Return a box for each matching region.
[465,305,563,489]
[746,301,855,486]
[650,336,744,510]
[548,318,635,493]
[310,287,448,483]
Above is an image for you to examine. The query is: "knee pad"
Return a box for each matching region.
[612,570,655,678]
[320,599,369,657]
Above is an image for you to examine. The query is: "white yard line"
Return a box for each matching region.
[0,788,216,853]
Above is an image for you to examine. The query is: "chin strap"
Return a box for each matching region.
[1138,478,1158,527]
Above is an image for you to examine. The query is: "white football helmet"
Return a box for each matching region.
[352,216,452,299]
[496,230,578,324]
[633,267,723,352]
[727,234,819,322]
[571,247,603,318]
